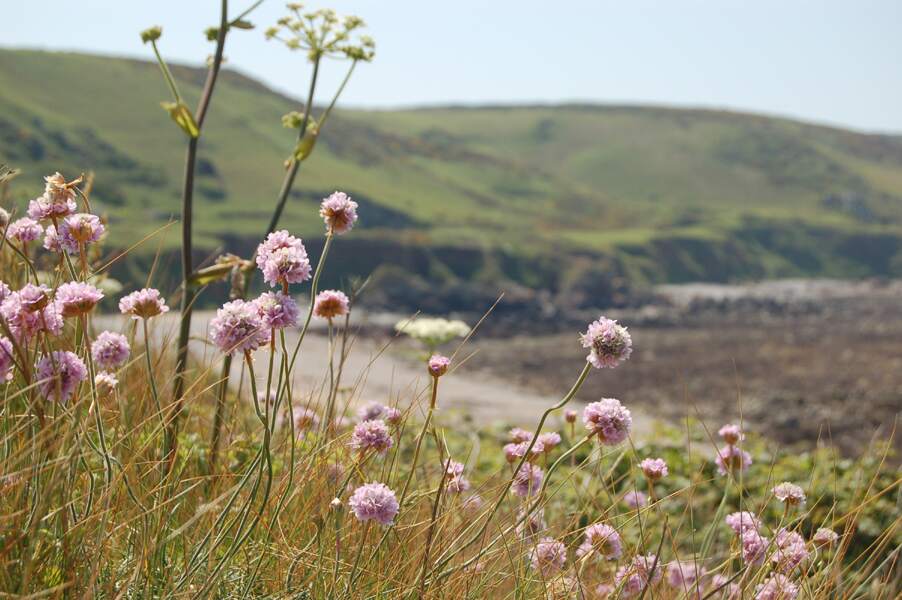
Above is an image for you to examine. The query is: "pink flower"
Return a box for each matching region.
[614,555,662,597]
[708,574,740,600]
[771,529,809,574]
[772,482,806,507]
[1,284,63,342]
[320,191,358,234]
[384,406,402,425]
[349,419,393,454]
[536,432,562,453]
[580,316,632,369]
[295,407,320,430]
[42,224,61,252]
[715,445,752,476]
[0,337,14,381]
[665,560,704,591]
[91,331,130,370]
[718,424,744,445]
[509,427,533,443]
[583,398,632,445]
[27,172,77,220]
[55,282,103,318]
[36,350,87,403]
[356,401,386,422]
[529,537,567,577]
[313,289,350,320]
[119,288,169,320]
[209,299,270,354]
[741,530,769,566]
[623,490,648,509]
[813,527,839,547]
[6,217,43,243]
[503,441,528,463]
[564,409,577,423]
[348,482,399,526]
[577,523,622,561]
[640,457,668,481]
[512,463,543,497]
[94,371,119,396]
[755,574,799,600]
[254,291,299,329]
[255,230,310,287]
[427,354,450,378]
[516,507,546,538]
[58,213,104,253]
[725,511,761,535]
[445,460,470,493]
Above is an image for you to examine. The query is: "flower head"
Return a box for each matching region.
[564,409,577,423]
[254,291,299,329]
[320,191,358,234]
[445,460,471,493]
[313,289,349,320]
[640,457,668,481]
[741,530,769,566]
[813,527,839,547]
[772,482,806,507]
[36,350,87,403]
[55,282,103,318]
[503,442,528,463]
[58,213,104,253]
[755,574,799,600]
[356,401,386,422]
[348,482,399,526]
[718,424,744,445]
[94,371,119,396]
[577,523,622,561]
[27,172,78,221]
[623,490,648,509]
[119,288,169,320]
[90,331,131,371]
[8,218,43,243]
[43,224,62,252]
[771,529,809,574]
[1,285,63,342]
[614,555,662,597]
[666,560,704,591]
[536,432,562,453]
[295,407,320,430]
[512,463,544,497]
[580,316,632,369]
[725,511,761,535]
[383,406,402,425]
[529,537,567,577]
[715,445,752,476]
[255,230,311,287]
[509,427,533,443]
[349,419,393,454]
[0,337,14,382]
[583,398,632,445]
[209,299,270,354]
[516,507,546,538]
[427,354,450,378]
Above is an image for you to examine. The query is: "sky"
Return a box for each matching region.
[3,0,902,133]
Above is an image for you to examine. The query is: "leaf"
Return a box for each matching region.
[231,19,255,30]
[160,101,199,138]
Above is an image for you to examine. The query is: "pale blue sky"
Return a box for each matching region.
[3,1,901,132]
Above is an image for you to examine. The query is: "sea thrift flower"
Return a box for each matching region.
[312,289,349,320]
[813,527,839,547]
[356,401,386,422]
[666,561,704,591]
[771,529,809,574]
[348,482,399,526]
[295,407,320,430]
[640,457,668,481]
[427,354,450,378]
[349,419,393,454]
[254,291,299,330]
[255,230,311,287]
[27,172,77,220]
[741,530,769,566]
[383,406,402,425]
[119,288,169,319]
[90,331,130,370]
[755,574,799,600]
[614,555,662,597]
[320,191,358,234]
[445,460,470,493]
[725,511,761,535]
[718,424,744,445]
[209,300,270,354]
[516,507,546,538]
[503,441,528,463]
[772,482,806,506]
[42,224,61,252]
[594,584,614,598]
[94,371,119,396]
[577,523,622,561]
[509,427,533,443]
[580,316,632,368]
[623,490,648,509]
[529,537,567,577]
[462,494,484,513]
[512,463,543,497]
[715,445,752,476]
[708,574,740,599]
[36,350,87,403]
[0,337,14,382]
[58,213,104,253]
[7,217,43,243]
[55,282,103,318]
[564,409,577,424]
[583,398,632,445]
[1,284,63,342]
[536,432,561,453]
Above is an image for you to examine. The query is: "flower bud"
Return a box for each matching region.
[427,355,450,378]
[140,26,162,44]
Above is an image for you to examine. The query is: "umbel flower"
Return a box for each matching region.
[36,350,87,403]
[755,573,799,600]
[741,530,769,565]
[255,230,311,288]
[94,372,119,396]
[640,457,668,481]
[771,529,809,574]
[583,398,632,445]
[665,560,704,591]
[6,218,43,243]
[444,460,470,494]
[209,300,270,354]
[43,224,62,252]
[614,554,662,597]
[715,444,752,476]
[91,331,131,371]
[718,423,744,445]
[55,282,103,318]
[813,527,839,547]
[119,288,169,320]
[254,291,299,329]
[320,191,358,234]
[348,482,399,526]
[313,289,349,320]
[58,213,104,253]
[356,401,386,422]
[1,284,63,342]
[576,523,622,561]
[349,419,393,454]
[580,316,632,369]
[772,482,806,506]
[529,537,567,577]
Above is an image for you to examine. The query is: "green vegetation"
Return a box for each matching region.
[2,49,902,298]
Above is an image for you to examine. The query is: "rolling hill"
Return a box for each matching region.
[2,48,902,311]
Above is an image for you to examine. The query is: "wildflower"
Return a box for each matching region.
[715,445,752,476]
[564,409,577,424]
[383,406,402,425]
[516,507,546,538]
[119,288,169,319]
[576,523,622,561]
[813,527,839,547]
[209,300,270,354]
[741,530,769,566]
[254,291,299,329]
[356,401,386,422]
[27,173,78,220]
[0,337,14,381]
[512,463,543,497]
[255,230,311,287]
[427,354,450,378]
[320,191,358,234]
[349,419,393,454]
[36,350,87,403]
[771,529,809,574]
[772,482,805,507]
[594,584,614,598]
[295,407,320,430]
[445,460,471,493]
[614,555,662,597]
[725,511,761,535]
[462,494,484,513]
[503,442,528,463]
[7,217,42,243]
[754,574,799,600]
[580,316,632,369]
[640,457,668,481]
[707,574,740,599]
[718,423,744,445]
[623,490,648,509]
[55,282,103,318]
[90,331,130,370]
[509,427,533,443]
[329,497,342,509]
[94,371,119,396]
[666,560,704,591]
[1,284,63,342]
[394,317,470,349]
[58,213,104,253]
[529,537,567,577]
[536,432,561,453]
[43,224,61,252]
[348,482,399,526]
[312,289,349,320]
[583,398,632,445]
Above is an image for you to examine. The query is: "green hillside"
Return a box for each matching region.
[2,49,902,308]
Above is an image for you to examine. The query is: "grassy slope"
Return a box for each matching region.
[2,49,902,292]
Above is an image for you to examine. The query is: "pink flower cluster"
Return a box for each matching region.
[91,331,131,370]
[529,537,567,577]
[209,299,271,354]
[349,419,393,454]
[1,284,63,342]
[119,288,169,320]
[576,523,622,561]
[580,316,632,369]
[255,230,311,288]
[36,350,87,403]
[348,482,399,526]
[27,172,78,220]
[583,398,632,445]
[56,282,103,317]
[320,191,358,234]
[313,289,349,320]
